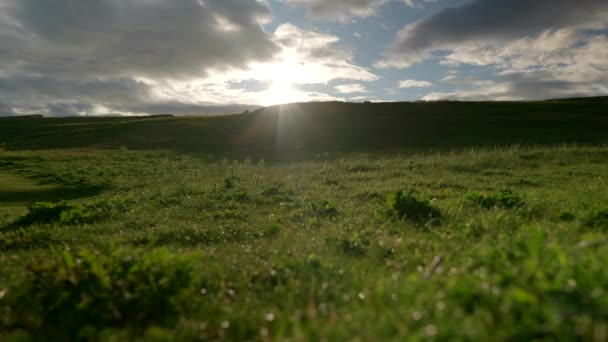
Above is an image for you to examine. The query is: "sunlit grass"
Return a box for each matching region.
[0,145,607,340]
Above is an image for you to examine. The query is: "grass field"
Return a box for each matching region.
[1,101,607,340]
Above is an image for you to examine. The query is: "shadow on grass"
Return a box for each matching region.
[0,186,102,205]
[0,169,103,206]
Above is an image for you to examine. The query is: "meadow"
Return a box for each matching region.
[1,100,607,340]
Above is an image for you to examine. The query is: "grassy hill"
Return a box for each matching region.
[1,100,606,155]
[1,99,607,340]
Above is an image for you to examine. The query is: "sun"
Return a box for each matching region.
[255,57,312,106]
[261,80,303,106]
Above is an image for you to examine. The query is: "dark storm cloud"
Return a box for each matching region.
[499,70,608,100]
[0,0,277,78]
[391,0,608,54]
[0,76,152,105]
[0,102,14,116]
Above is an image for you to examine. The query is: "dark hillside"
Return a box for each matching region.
[1,100,606,155]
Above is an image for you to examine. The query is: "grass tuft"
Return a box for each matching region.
[466,189,523,209]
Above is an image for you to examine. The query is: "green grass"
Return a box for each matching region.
[1,143,607,340]
[0,166,103,221]
[0,171,79,219]
[1,101,607,339]
[0,171,59,208]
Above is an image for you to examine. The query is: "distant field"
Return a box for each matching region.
[0,101,607,340]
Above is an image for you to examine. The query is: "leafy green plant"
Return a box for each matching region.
[466,190,523,209]
[384,191,441,223]
[3,247,196,340]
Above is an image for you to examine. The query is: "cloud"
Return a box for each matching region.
[378,0,608,68]
[111,102,262,117]
[423,63,608,102]
[0,13,374,115]
[0,0,276,79]
[0,75,261,116]
[285,0,388,21]
[0,1,378,115]
[334,84,368,94]
[169,24,378,106]
[379,0,608,100]
[0,76,151,105]
[402,0,436,8]
[422,76,608,102]
[399,79,432,88]
[0,0,284,116]
[265,23,379,83]
[425,32,608,101]
[284,0,437,21]
[440,29,584,68]
[0,102,14,116]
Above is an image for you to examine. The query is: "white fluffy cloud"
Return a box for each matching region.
[424,32,608,101]
[399,79,432,88]
[334,84,368,94]
[250,24,379,84]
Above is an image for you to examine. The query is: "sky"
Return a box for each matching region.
[0,0,607,116]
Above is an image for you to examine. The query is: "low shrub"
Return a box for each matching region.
[384,191,441,223]
[11,199,128,227]
[15,202,75,226]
